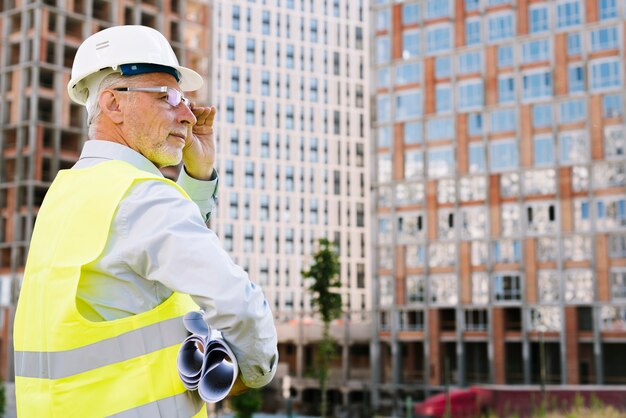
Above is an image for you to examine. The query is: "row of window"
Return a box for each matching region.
[378,197,626,244]
[378,305,626,333]
[224,132,365,166]
[222,34,365,78]
[379,269,626,308]
[227,0,361,19]
[374,0,619,26]
[378,139,623,184]
[223,67,365,108]
[228,5,365,47]
[225,193,366,227]
[378,235,626,272]
[377,163,624,208]
[221,97,365,137]
[376,62,621,124]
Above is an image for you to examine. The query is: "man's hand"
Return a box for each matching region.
[183,105,216,180]
[228,375,249,398]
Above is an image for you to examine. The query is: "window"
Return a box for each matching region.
[599,0,618,20]
[498,45,514,67]
[465,309,488,331]
[469,143,486,173]
[468,114,483,136]
[402,29,420,59]
[604,126,625,159]
[596,197,626,230]
[436,56,451,78]
[429,274,458,305]
[593,161,626,189]
[603,94,623,118]
[494,274,522,302]
[396,91,422,120]
[529,5,549,33]
[534,135,554,166]
[559,131,588,164]
[404,150,424,178]
[458,80,484,110]
[567,33,581,55]
[376,36,391,64]
[396,62,421,85]
[611,270,626,300]
[426,25,452,54]
[246,38,255,63]
[500,172,520,197]
[490,109,516,132]
[466,19,481,46]
[565,270,593,303]
[568,64,585,93]
[377,68,390,88]
[438,208,456,239]
[377,126,392,148]
[466,0,479,11]
[556,0,581,28]
[488,12,514,42]
[403,3,419,25]
[590,27,619,52]
[609,234,626,258]
[397,212,426,242]
[425,0,450,19]
[438,179,456,204]
[406,275,425,303]
[490,140,518,172]
[427,147,455,178]
[492,240,521,263]
[526,201,558,235]
[378,153,392,183]
[262,10,270,35]
[225,96,235,123]
[472,273,489,304]
[533,103,552,128]
[498,76,515,103]
[436,85,452,113]
[405,121,422,144]
[232,5,241,30]
[227,35,236,60]
[377,95,390,122]
[376,9,391,31]
[559,99,586,124]
[378,275,393,307]
[525,169,557,195]
[563,235,592,261]
[461,207,487,239]
[458,51,482,74]
[590,59,621,91]
[427,118,454,141]
[522,70,552,101]
[522,39,550,63]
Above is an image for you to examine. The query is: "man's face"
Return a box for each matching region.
[118,73,196,168]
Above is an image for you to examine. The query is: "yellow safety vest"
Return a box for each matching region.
[14,160,206,417]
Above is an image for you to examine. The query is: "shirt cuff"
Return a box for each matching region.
[239,350,279,389]
[177,167,219,222]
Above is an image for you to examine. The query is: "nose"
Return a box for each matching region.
[178,103,197,127]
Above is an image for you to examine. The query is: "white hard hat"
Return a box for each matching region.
[67,25,203,105]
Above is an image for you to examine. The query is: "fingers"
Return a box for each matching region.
[190,104,216,127]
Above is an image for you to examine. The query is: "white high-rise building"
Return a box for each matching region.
[211,0,372,411]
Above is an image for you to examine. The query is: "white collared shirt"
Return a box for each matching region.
[72,140,277,388]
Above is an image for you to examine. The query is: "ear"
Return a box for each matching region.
[98,90,124,124]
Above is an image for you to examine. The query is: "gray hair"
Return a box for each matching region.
[87,72,137,137]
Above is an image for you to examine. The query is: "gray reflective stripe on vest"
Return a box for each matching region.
[108,391,204,418]
[15,316,188,379]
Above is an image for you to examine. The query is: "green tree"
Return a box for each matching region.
[230,388,262,418]
[302,238,342,418]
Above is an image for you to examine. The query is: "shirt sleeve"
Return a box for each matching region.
[117,179,278,388]
[177,167,219,223]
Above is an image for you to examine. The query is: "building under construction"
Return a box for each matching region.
[371,0,626,412]
[0,0,212,379]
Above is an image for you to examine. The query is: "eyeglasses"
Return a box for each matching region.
[113,86,190,108]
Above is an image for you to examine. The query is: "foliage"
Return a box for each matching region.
[301,238,342,418]
[230,388,262,418]
[0,380,4,418]
[303,238,342,324]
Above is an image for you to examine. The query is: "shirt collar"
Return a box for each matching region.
[78,140,164,177]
